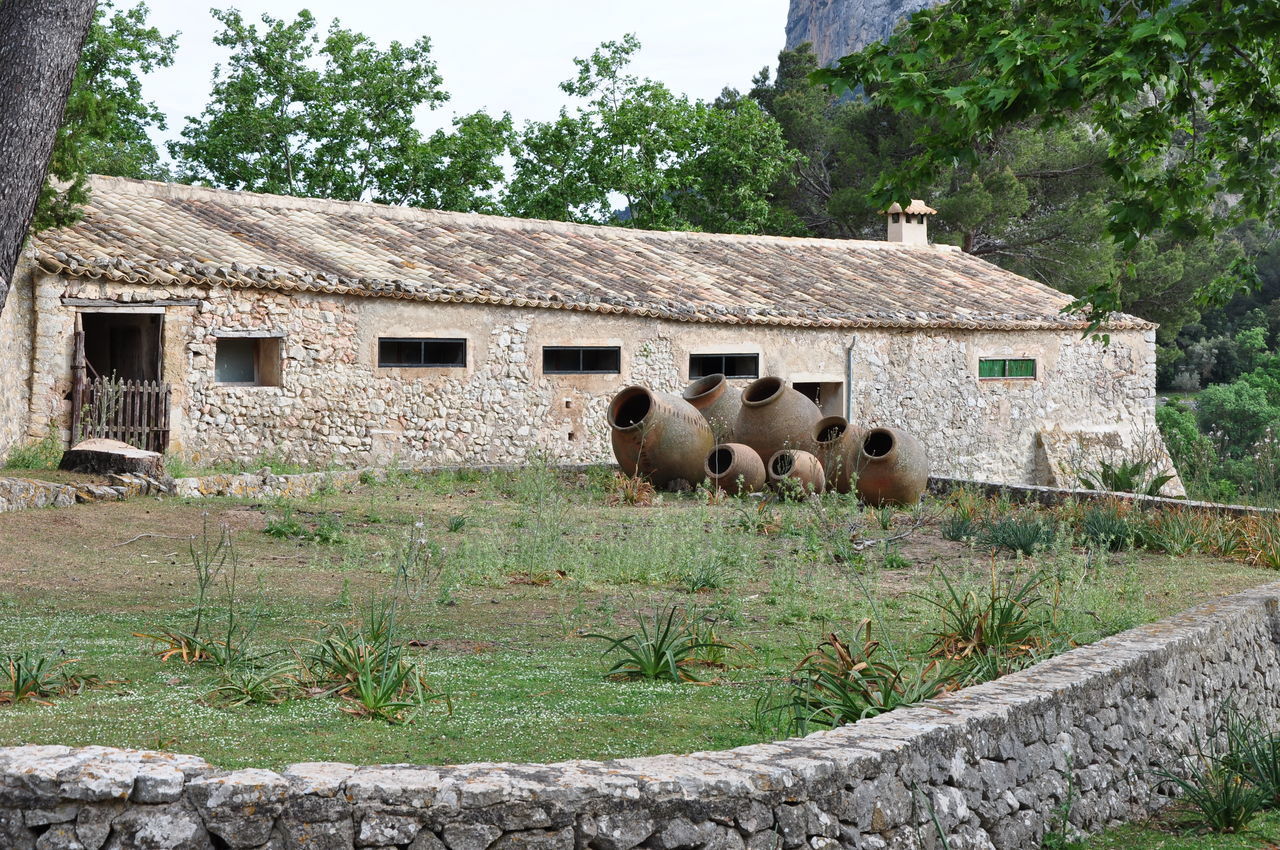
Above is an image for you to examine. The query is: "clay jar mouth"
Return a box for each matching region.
[608,386,654,431]
[814,416,849,446]
[861,428,896,461]
[769,450,796,477]
[706,445,736,476]
[742,376,784,408]
[683,374,726,406]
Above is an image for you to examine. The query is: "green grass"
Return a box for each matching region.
[1085,808,1280,848]
[0,468,1271,772]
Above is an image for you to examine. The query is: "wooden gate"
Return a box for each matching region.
[71,375,172,453]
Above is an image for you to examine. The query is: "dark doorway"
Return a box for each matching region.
[80,312,163,381]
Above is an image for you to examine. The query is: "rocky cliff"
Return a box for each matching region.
[785,0,943,65]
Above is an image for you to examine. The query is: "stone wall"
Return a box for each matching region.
[0,257,35,458]
[12,270,1175,492]
[3,582,1280,849]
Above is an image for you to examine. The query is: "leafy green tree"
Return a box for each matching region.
[36,0,177,230]
[505,35,799,233]
[813,0,1280,322]
[171,9,510,212]
[1196,380,1280,453]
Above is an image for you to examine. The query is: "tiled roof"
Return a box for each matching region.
[885,200,938,216]
[30,176,1152,331]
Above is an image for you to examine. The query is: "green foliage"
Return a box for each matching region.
[505,35,799,233]
[203,660,296,707]
[2,429,63,471]
[922,568,1054,681]
[1079,503,1132,552]
[977,512,1056,555]
[171,9,510,213]
[35,1,177,230]
[1077,458,1175,497]
[0,651,94,705]
[1157,709,1273,835]
[587,605,722,682]
[1197,382,1280,453]
[814,0,1280,322]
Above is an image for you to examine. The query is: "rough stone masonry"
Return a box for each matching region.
[3,582,1280,850]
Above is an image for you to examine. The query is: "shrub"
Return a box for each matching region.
[1079,502,1132,551]
[978,512,1056,555]
[204,660,297,707]
[587,605,723,682]
[0,650,94,705]
[1134,509,1203,555]
[1197,382,1280,456]
[2,429,63,471]
[1077,457,1175,497]
[782,623,953,726]
[607,472,656,506]
[940,513,980,542]
[922,568,1054,677]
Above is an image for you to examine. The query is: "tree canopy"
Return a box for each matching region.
[505,35,799,233]
[170,9,511,212]
[35,0,177,230]
[814,0,1280,321]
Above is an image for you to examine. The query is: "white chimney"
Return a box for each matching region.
[885,200,936,245]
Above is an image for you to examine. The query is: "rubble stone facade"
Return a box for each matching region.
[3,581,1278,849]
[1,263,1169,490]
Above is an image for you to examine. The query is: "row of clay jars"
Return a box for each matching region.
[705,442,826,495]
[706,418,929,506]
[734,377,824,460]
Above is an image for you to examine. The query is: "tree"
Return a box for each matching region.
[171,9,510,212]
[36,0,178,231]
[0,0,98,317]
[814,0,1280,321]
[505,35,799,233]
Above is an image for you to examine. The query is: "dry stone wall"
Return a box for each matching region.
[9,271,1173,492]
[0,259,35,458]
[3,583,1280,850]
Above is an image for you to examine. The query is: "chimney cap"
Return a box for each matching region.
[883,200,937,216]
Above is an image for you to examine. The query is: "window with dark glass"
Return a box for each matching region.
[978,358,1036,379]
[378,338,466,368]
[689,353,760,380]
[542,346,621,374]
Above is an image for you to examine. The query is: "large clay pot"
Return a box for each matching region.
[855,427,929,507]
[704,443,766,495]
[608,386,714,488]
[683,374,741,443]
[812,416,864,494]
[734,377,822,463]
[767,449,826,496]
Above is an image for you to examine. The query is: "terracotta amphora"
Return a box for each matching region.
[704,443,766,495]
[683,374,742,443]
[812,416,864,495]
[767,449,826,496]
[734,377,822,463]
[608,386,714,488]
[854,427,929,507]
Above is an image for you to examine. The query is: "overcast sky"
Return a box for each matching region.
[144,1,791,151]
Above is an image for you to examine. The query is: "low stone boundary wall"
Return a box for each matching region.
[5,583,1280,850]
[928,475,1279,518]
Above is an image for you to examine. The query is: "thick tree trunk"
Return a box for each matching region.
[0,0,97,317]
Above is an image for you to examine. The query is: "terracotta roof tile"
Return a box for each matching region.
[29,176,1152,332]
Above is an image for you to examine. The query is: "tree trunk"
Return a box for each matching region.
[0,0,97,317]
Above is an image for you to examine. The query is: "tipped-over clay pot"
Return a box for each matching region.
[704,443,766,495]
[608,386,714,488]
[734,376,822,463]
[854,427,929,507]
[683,374,742,443]
[767,449,826,496]
[812,416,864,495]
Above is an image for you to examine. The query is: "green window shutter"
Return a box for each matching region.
[978,359,1006,378]
[1007,358,1036,378]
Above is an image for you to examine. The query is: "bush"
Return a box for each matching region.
[2,429,63,471]
[1197,382,1280,455]
[587,605,723,682]
[978,512,1056,555]
[1079,503,1132,551]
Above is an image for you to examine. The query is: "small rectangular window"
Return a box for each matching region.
[979,358,1036,379]
[215,337,282,386]
[543,346,621,374]
[378,338,466,368]
[689,353,760,380]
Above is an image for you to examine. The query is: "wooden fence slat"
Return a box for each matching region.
[79,377,171,454]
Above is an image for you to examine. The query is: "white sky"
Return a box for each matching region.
[144,1,791,151]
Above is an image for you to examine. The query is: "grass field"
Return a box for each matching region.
[0,465,1273,778]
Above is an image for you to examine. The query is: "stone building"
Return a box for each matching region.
[0,175,1178,491]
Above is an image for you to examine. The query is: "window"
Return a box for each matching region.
[378,337,466,368]
[215,337,282,386]
[793,381,845,417]
[542,346,621,374]
[689,353,759,380]
[979,358,1036,379]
